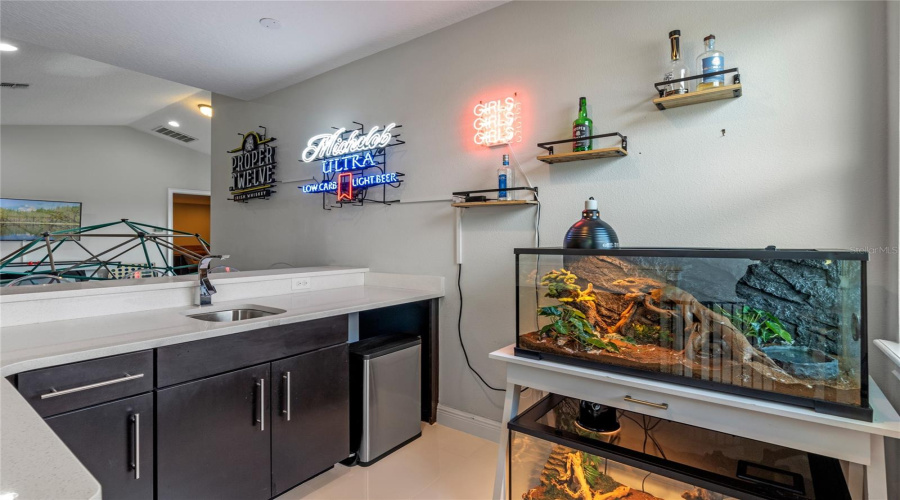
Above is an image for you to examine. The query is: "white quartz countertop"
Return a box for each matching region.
[0,268,443,500]
[1,380,102,500]
[1,284,441,377]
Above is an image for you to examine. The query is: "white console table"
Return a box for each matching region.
[490,344,900,500]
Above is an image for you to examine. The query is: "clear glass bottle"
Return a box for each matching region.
[572,97,593,152]
[663,30,690,96]
[696,34,725,91]
[498,154,512,201]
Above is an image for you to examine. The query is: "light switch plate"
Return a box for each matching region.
[292,277,311,290]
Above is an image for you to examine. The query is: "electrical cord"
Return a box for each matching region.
[458,263,505,392]
[455,144,542,394]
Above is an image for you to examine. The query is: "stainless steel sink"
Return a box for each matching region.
[187,306,285,322]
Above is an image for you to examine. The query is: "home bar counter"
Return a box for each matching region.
[0,267,443,500]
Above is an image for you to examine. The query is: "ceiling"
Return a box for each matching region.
[0,1,505,101]
[128,89,212,154]
[0,39,201,126]
[0,39,212,153]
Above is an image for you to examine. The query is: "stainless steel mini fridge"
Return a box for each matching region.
[349,335,422,466]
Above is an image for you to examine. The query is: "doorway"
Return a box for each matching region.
[167,188,210,274]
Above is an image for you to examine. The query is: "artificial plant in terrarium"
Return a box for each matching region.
[538,269,619,353]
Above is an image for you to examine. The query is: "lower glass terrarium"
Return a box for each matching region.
[508,395,850,500]
[514,248,869,420]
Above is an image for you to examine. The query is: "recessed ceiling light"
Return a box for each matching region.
[198,104,213,117]
[259,18,281,29]
[168,120,180,127]
[0,43,18,52]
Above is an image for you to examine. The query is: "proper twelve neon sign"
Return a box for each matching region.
[473,96,520,147]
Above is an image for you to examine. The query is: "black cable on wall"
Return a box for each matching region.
[457,263,505,392]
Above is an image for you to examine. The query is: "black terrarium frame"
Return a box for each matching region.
[513,247,871,421]
[507,393,851,500]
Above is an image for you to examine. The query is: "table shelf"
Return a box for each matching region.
[652,68,742,110]
[537,146,627,164]
[451,200,538,208]
[653,83,743,110]
[536,132,627,165]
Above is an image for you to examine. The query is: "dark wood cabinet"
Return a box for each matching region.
[17,312,418,499]
[45,393,154,500]
[156,363,271,500]
[271,344,350,496]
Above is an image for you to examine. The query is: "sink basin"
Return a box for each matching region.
[187,306,286,322]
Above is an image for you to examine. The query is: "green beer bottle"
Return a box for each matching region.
[572,97,593,152]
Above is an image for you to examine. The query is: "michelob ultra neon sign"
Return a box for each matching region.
[301,124,396,163]
[299,122,404,208]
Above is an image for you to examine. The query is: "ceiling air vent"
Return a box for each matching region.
[152,125,197,143]
[1,82,30,88]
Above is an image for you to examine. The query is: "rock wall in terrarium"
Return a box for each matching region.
[515,249,868,420]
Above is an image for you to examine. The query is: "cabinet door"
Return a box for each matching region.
[45,393,153,500]
[157,363,271,500]
[271,344,349,496]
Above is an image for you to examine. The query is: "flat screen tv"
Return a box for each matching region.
[0,198,82,241]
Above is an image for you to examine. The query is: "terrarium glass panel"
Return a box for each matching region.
[508,395,847,500]
[515,249,867,418]
[510,432,722,500]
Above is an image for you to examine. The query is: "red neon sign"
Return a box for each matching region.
[473,96,520,147]
[336,172,353,201]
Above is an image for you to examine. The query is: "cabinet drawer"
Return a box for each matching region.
[157,315,348,387]
[17,350,154,417]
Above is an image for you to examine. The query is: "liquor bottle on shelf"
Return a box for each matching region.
[572,97,593,152]
[696,34,725,91]
[663,30,690,96]
[498,154,512,201]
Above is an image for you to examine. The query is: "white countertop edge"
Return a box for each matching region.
[1,380,102,500]
[874,339,900,370]
[490,344,900,438]
[0,267,368,303]
[1,286,442,378]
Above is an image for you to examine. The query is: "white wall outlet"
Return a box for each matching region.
[292,277,311,291]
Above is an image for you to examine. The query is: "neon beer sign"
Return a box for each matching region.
[299,122,404,206]
[301,124,396,163]
[474,96,520,147]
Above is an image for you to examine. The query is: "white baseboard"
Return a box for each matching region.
[436,404,501,443]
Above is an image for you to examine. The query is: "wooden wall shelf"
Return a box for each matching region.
[451,200,538,208]
[537,146,627,164]
[653,84,742,110]
[451,187,539,208]
[536,132,627,165]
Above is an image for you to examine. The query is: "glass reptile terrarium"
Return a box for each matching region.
[508,394,851,500]
[515,248,869,421]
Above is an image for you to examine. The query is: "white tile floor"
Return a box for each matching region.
[278,424,498,500]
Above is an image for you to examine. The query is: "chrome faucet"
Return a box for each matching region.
[197,255,229,306]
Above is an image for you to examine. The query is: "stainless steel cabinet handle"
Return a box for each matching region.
[624,395,669,410]
[40,373,144,399]
[282,372,291,421]
[130,413,140,480]
[256,378,265,431]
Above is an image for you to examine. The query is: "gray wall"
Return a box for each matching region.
[210,0,898,436]
[878,2,900,498]
[1,125,210,263]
